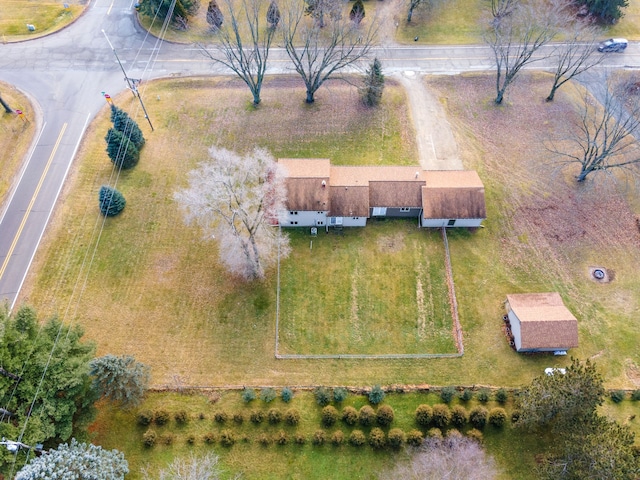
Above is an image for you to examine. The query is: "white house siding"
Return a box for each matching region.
[331,217,367,227]
[421,218,484,228]
[507,311,523,351]
[282,211,327,227]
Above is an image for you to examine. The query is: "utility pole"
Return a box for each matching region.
[101,30,154,131]
[0,93,13,113]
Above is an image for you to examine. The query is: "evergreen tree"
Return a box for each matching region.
[98,186,126,217]
[90,355,150,407]
[350,0,365,23]
[361,58,385,107]
[0,305,97,472]
[266,0,281,29]
[578,0,628,23]
[16,439,128,480]
[138,0,200,28]
[110,105,145,150]
[206,0,224,29]
[105,128,140,169]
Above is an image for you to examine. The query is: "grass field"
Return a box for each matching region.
[278,223,455,356]
[0,0,84,41]
[0,82,36,208]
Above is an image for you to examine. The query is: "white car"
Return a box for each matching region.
[598,38,628,52]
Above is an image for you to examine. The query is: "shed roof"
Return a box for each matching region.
[507,293,579,350]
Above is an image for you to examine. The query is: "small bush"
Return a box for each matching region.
[258,433,271,446]
[294,433,306,445]
[250,410,264,424]
[470,406,489,429]
[341,406,358,426]
[214,411,228,424]
[174,410,188,425]
[233,412,244,424]
[284,408,301,426]
[440,386,456,403]
[511,410,521,423]
[159,433,175,445]
[154,409,170,426]
[137,410,153,426]
[359,405,375,426]
[268,408,282,424]
[312,430,326,446]
[368,385,385,405]
[349,430,366,447]
[477,389,490,403]
[143,429,157,447]
[281,387,294,403]
[495,388,508,404]
[460,389,473,402]
[314,386,332,406]
[203,432,217,444]
[406,429,423,447]
[489,408,507,428]
[333,387,348,403]
[276,430,288,445]
[415,404,433,426]
[242,388,256,403]
[376,405,395,427]
[98,185,126,217]
[432,404,451,428]
[321,405,339,427]
[220,429,236,447]
[260,387,277,403]
[632,390,640,401]
[186,434,196,445]
[450,405,469,428]
[426,428,442,439]
[467,428,484,443]
[446,428,462,439]
[610,390,626,403]
[331,430,345,446]
[388,428,406,449]
[369,427,386,449]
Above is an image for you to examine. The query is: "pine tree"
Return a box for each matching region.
[361,58,385,107]
[90,354,150,407]
[105,128,140,169]
[99,186,126,217]
[110,105,145,149]
[350,0,365,23]
[16,439,128,480]
[206,0,224,29]
[267,0,281,29]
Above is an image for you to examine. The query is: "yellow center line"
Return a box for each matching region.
[0,123,67,281]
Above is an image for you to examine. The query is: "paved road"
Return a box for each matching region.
[1,0,640,308]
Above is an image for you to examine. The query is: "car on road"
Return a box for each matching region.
[598,38,628,53]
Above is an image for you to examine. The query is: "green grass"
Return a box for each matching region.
[279,222,456,355]
[0,0,84,40]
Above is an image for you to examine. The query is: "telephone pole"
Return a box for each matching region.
[0,93,13,113]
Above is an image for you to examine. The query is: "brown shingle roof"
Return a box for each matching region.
[279,158,331,178]
[329,186,370,216]
[506,293,579,350]
[279,159,330,211]
[421,171,486,219]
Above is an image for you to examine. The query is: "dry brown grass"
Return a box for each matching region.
[0,82,36,208]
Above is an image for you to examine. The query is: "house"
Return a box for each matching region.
[278,158,486,228]
[505,293,579,353]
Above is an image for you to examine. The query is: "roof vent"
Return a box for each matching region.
[321,180,326,188]
[415,171,419,179]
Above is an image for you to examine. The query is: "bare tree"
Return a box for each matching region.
[199,0,275,105]
[406,0,441,24]
[546,26,603,101]
[550,79,640,182]
[143,453,239,480]
[484,1,560,104]
[490,0,519,20]
[174,147,290,280]
[304,0,342,28]
[382,437,499,480]
[282,0,377,104]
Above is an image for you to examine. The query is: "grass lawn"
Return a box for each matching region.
[0,82,36,207]
[0,0,84,41]
[279,222,456,356]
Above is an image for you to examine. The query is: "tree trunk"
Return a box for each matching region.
[407,6,414,22]
[0,407,14,418]
[0,94,12,113]
[546,84,558,102]
[495,90,504,104]
[305,90,315,104]
[0,366,21,381]
[576,170,589,182]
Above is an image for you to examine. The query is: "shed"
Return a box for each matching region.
[505,292,579,353]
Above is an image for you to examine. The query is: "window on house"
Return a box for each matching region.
[291,221,298,225]
[400,207,411,212]
[447,219,456,226]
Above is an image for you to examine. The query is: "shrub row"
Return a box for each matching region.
[243,387,295,403]
[137,409,189,427]
[415,405,508,429]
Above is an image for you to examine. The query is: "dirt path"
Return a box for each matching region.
[396,72,463,170]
